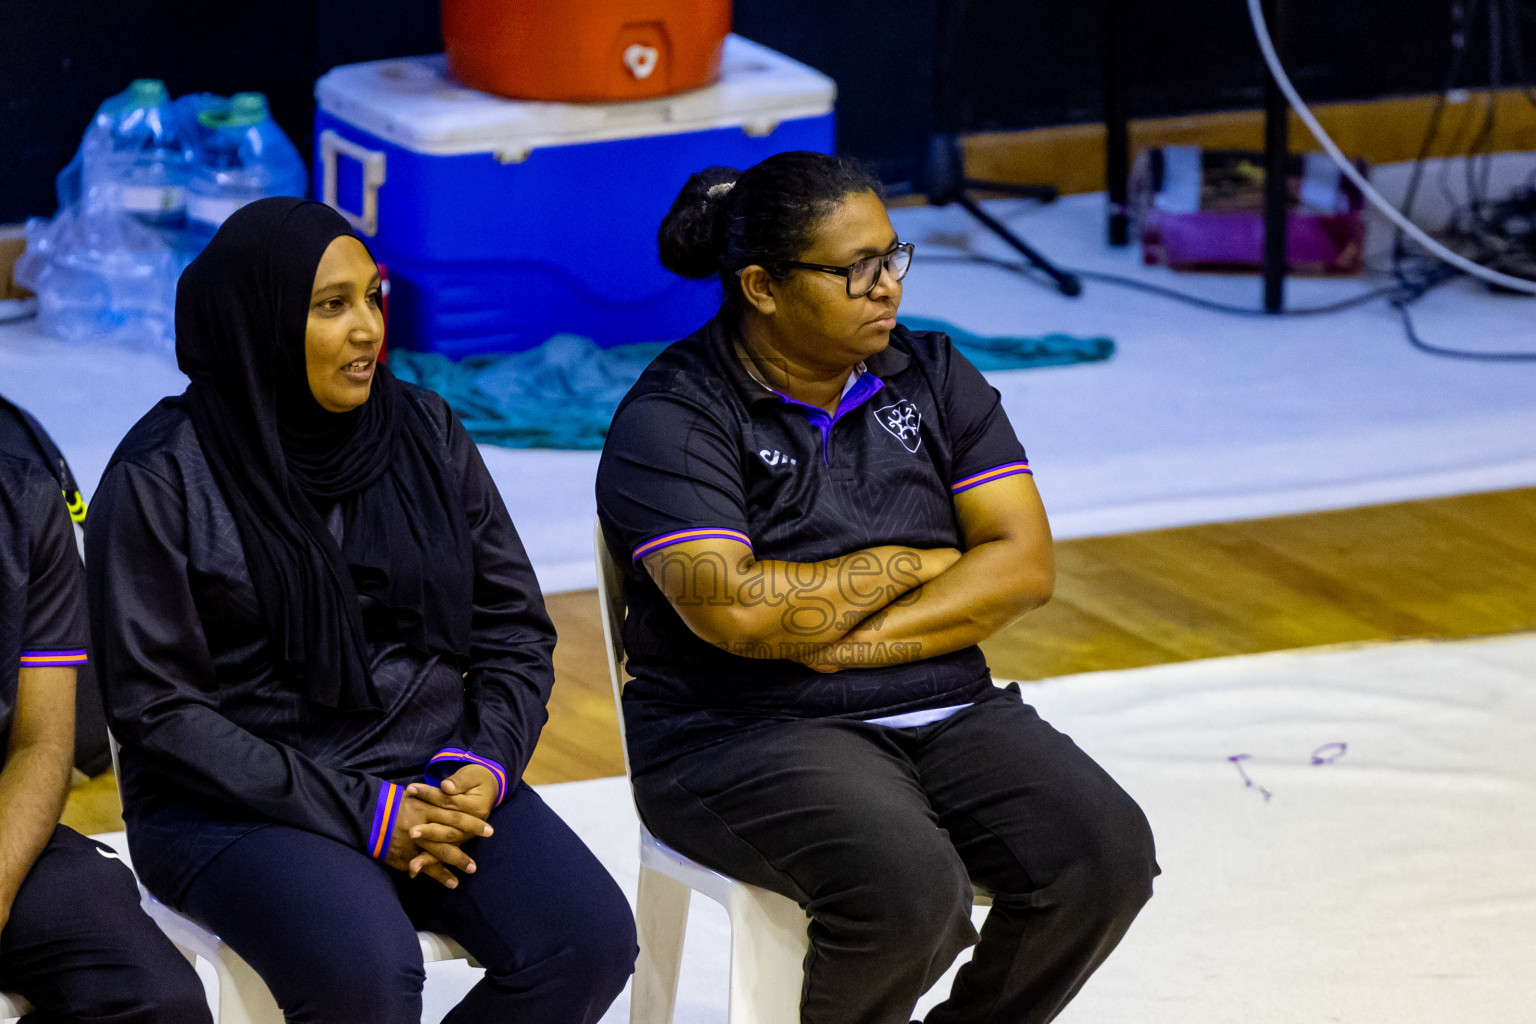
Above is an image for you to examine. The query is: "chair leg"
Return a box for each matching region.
[725,886,811,1024]
[632,865,691,1024]
[214,945,284,1024]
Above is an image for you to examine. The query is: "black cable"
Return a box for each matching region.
[927,249,1536,359]
[1394,0,1477,267]
[1393,261,1536,360]
[923,250,1408,317]
[1069,269,1404,317]
[1462,0,1502,227]
[1394,294,1536,360]
[1396,92,1450,260]
[1378,0,1536,360]
[1431,0,1488,214]
[1444,0,1536,283]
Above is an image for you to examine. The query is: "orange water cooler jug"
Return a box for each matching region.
[441,0,733,102]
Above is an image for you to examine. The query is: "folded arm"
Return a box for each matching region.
[642,539,960,660]
[799,471,1054,671]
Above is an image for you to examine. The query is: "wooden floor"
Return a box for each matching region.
[66,486,1536,831]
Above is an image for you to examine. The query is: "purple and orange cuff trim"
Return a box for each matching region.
[951,462,1032,495]
[368,782,404,860]
[20,649,88,668]
[425,748,509,806]
[632,528,753,563]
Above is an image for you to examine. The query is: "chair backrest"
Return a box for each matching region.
[592,519,633,778]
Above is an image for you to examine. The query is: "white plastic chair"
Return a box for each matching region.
[0,992,30,1021]
[105,738,480,1022]
[593,522,990,1024]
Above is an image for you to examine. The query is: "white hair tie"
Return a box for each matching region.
[706,181,735,199]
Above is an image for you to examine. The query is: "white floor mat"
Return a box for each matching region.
[417,633,1536,1023]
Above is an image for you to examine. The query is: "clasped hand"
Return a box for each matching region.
[383,763,498,889]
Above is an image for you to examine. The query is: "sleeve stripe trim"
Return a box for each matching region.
[951,462,1032,494]
[368,782,403,860]
[20,650,89,666]
[427,748,509,805]
[632,528,753,563]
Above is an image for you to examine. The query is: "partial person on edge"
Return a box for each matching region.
[0,395,113,778]
[596,151,1159,1024]
[87,198,636,1024]
[0,443,210,1021]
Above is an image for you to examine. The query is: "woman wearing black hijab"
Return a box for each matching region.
[86,198,636,1024]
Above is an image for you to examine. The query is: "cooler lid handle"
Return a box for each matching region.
[320,129,387,237]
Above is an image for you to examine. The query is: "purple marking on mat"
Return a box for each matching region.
[1227,754,1273,802]
[1310,742,1348,765]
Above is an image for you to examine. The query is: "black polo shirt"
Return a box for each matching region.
[596,316,1032,774]
[0,451,90,763]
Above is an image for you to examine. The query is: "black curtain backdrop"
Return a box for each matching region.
[1,0,442,225]
[0,1,1524,223]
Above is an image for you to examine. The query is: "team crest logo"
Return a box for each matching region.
[874,400,923,453]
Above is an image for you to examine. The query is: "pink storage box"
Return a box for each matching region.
[1134,146,1367,276]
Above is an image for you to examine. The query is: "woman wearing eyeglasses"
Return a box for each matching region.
[596,151,1157,1024]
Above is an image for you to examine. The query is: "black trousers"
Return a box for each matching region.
[176,782,637,1024]
[632,685,1159,1024]
[0,826,210,1024]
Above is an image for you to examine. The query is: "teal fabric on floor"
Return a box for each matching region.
[392,334,664,450]
[893,318,1114,372]
[389,321,1113,450]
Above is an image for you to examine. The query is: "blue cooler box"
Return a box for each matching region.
[314,35,835,357]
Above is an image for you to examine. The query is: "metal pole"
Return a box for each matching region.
[1104,0,1131,246]
[956,193,1083,296]
[1261,0,1288,312]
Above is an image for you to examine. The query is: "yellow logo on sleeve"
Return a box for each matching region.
[63,490,87,523]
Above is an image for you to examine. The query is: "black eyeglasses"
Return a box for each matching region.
[780,242,915,298]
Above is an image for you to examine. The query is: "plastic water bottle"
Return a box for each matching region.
[15,199,179,357]
[185,93,308,243]
[16,79,185,356]
[75,79,193,229]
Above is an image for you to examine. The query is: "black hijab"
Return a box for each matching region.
[174,198,472,710]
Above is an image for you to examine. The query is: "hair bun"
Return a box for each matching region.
[657,166,740,280]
